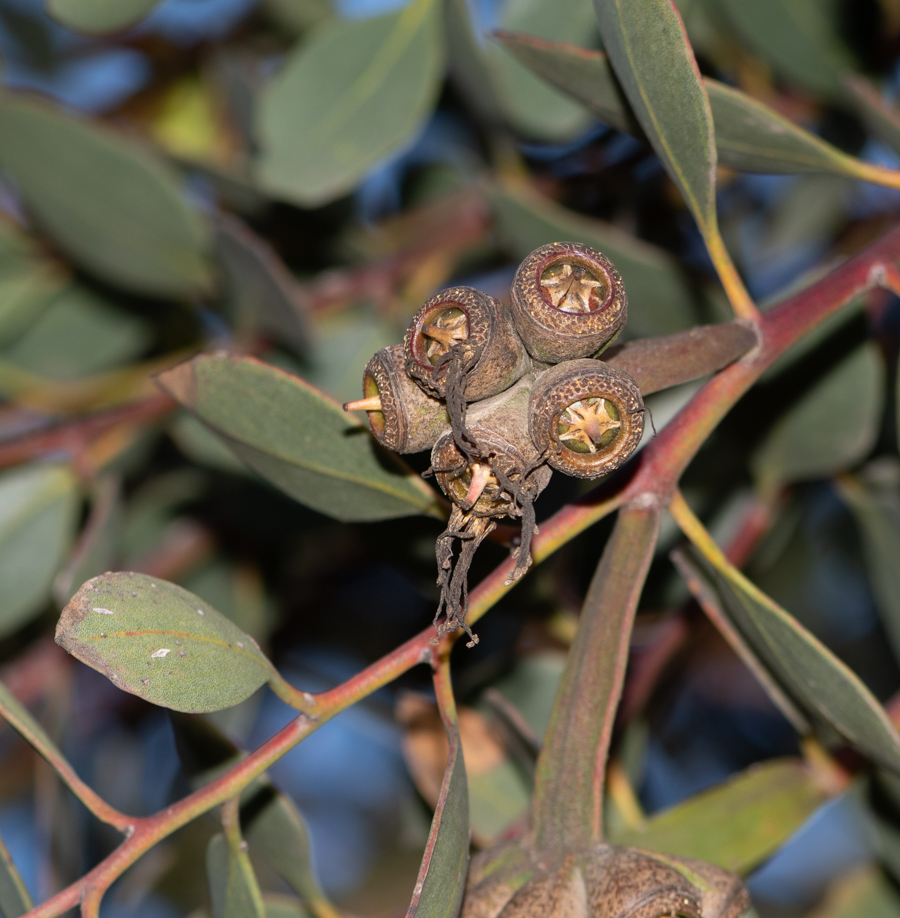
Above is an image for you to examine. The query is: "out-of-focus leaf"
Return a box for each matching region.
[47,0,162,33]
[256,0,444,207]
[407,661,469,918]
[444,0,503,125]
[837,467,900,662]
[398,695,530,846]
[845,74,900,158]
[244,787,335,916]
[156,353,442,522]
[685,546,900,775]
[753,343,883,490]
[0,828,32,917]
[592,0,718,245]
[490,184,713,336]
[169,414,250,475]
[810,866,900,918]
[189,894,312,918]
[491,651,566,742]
[498,33,881,179]
[487,0,595,140]
[0,94,212,297]
[263,0,333,34]
[0,285,148,380]
[534,506,662,856]
[56,572,276,713]
[714,0,855,100]
[54,475,122,606]
[611,758,828,875]
[0,463,79,637]
[207,832,265,918]
[214,215,312,356]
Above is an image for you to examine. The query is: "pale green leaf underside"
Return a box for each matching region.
[47,0,163,33]
[56,572,273,713]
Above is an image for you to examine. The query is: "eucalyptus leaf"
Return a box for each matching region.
[534,506,662,856]
[207,833,266,918]
[488,0,596,140]
[714,0,855,100]
[0,94,212,297]
[214,215,312,356]
[611,758,827,875]
[408,668,470,918]
[489,184,711,336]
[0,828,31,918]
[685,546,900,775]
[256,0,445,207]
[155,353,442,522]
[0,285,148,381]
[47,0,162,33]
[0,259,64,348]
[753,343,883,490]
[845,74,900,158]
[189,895,312,918]
[497,33,877,178]
[244,788,332,911]
[56,572,277,713]
[0,463,79,637]
[592,0,718,241]
[837,470,900,663]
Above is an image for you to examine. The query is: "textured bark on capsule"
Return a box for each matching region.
[510,243,628,364]
[529,359,644,479]
[345,345,451,454]
[461,843,751,918]
[404,286,531,402]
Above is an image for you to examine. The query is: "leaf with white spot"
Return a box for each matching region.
[56,572,277,713]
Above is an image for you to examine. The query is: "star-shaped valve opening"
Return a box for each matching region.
[540,262,608,313]
[421,307,468,365]
[556,397,621,453]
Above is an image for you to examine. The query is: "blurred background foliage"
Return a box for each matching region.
[1,0,900,915]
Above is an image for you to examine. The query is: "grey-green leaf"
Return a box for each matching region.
[845,74,900,158]
[497,33,876,178]
[56,572,275,713]
[592,0,717,238]
[487,0,596,140]
[256,0,445,207]
[714,0,856,101]
[245,790,332,912]
[155,353,442,522]
[753,343,884,490]
[837,469,900,664]
[0,463,79,637]
[46,0,163,33]
[0,828,32,917]
[489,184,714,336]
[207,833,265,918]
[685,547,900,775]
[408,676,469,918]
[610,758,828,875]
[0,94,212,297]
[214,215,312,357]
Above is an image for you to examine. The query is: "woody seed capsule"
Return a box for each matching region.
[346,344,450,454]
[510,242,628,364]
[404,286,531,402]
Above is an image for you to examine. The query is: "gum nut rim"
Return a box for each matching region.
[408,298,472,370]
[432,437,517,517]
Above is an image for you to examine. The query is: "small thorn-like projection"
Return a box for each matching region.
[343,396,383,412]
[541,263,606,313]
[464,463,494,506]
[557,398,621,453]
[422,309,468,364]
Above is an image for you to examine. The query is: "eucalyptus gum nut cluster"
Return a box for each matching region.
[461,843,751,918]
[530,360,645,480]
[354,344,451,453]
[404,285,532,401]
[431,377,552,516]
[510,243,628,364]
